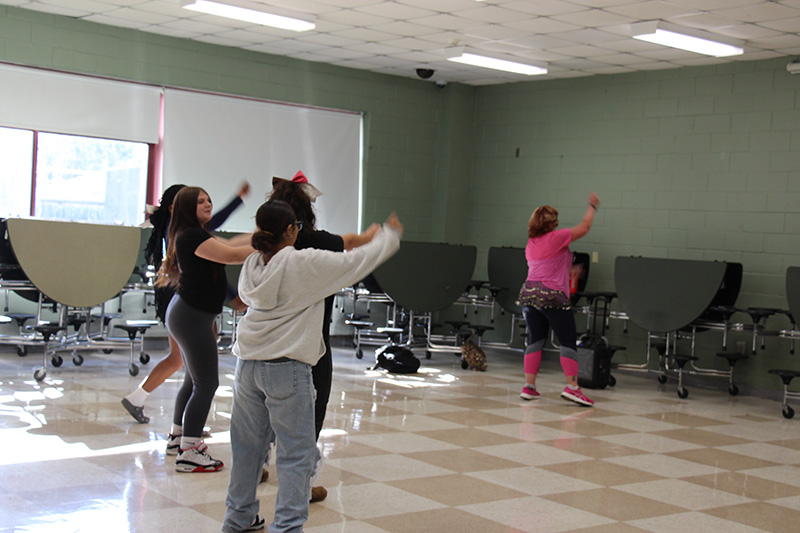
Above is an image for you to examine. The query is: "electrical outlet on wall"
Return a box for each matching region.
[592,251,599,263]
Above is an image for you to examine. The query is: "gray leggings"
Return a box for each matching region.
[166,295,219,438]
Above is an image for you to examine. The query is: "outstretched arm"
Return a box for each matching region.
[570,191,599,241]
[341,223,380,251]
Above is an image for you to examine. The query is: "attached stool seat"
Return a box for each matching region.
[716,351,749,396]
[345,315,374,360]
[6,313,36,357]
[768,369,800,419]
[671,354,699,399]
[114,319,157,376]
[32,323,67,382]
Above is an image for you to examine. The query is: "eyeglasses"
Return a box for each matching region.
[294,220,304,231]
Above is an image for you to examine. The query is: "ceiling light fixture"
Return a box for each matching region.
[180,0,315,32]
[631,21,743,58]
[445,47,547,76]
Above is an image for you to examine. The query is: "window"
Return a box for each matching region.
[0,126,150,226]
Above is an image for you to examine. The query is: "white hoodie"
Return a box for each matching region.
[233,224,401,365]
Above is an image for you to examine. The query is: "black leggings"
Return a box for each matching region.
[166,295,219,438]
[523,305,578,359]
[312,340,332,441]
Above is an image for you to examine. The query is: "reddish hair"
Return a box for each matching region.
[528,205,559,239]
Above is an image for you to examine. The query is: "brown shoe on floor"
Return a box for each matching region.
[260,467,269,484]
[310,486,327,503]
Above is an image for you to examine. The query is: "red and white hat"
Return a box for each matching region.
[272,170,323,202]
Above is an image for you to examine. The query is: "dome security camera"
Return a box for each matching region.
[435,80,448,88]
[416,68,435,79]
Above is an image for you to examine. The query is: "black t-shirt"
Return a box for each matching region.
[295,229,345,342]
[176,226,227,314]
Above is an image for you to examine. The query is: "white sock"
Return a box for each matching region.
[125,387,149,407]
[171,424,182,436]
[181,436,202,450]
[567,385,579,391]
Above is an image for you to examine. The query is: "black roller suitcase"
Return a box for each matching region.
[577,335,613,389]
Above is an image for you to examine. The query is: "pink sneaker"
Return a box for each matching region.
[561,387,594,407]
[520,385,540,401]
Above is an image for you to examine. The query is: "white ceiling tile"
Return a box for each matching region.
[395,0,477,11]
[194,34,257,47]
[555,28,621,44]
[666,13,742,31]
[591,52,646,65]
[594,38,656,53]
[549,44,613,58]
[312,20,356,32]
[38,0,116,14]
[139,25,201,39]
[369,20,441,37]
[358,1,436,19]
[380,36,438,50]
[551,8,635,27]
[713,23,780,40]
[301,33,362,46]
[718,2,800,23]
[457,5,534,24]
[254,39,326,53]
[133,1,193,18]
[311,47,372,59]
[739,49,788,59]
[101,6,174,24]
[502,0,586,17]
[666,0,753,9]
[214,28,282,44]
[80,13,149,28]
[352,55,412,67]
[758,16,800,33]
[462,24,531,40]
[748,34,800,49]
[411,13,484,31]
[255,0,343,15]
[331,27,390,41]
[584,65,635,74]
[345,42,407,54]
[505,17,581,34]
[388,50,444,62]
[604,0,697,20]
[323,8,392,26]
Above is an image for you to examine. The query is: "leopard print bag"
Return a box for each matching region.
[461,330,487,371]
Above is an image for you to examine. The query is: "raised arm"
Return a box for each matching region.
[341,223,380,251]
[570,191,600,242]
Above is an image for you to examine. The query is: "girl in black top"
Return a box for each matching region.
[122,182,249,425]
[157,186,254,473]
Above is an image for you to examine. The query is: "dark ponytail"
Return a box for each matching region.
[253,200,296,256]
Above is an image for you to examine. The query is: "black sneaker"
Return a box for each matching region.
[244,514,265,531]
[121,398,149,423]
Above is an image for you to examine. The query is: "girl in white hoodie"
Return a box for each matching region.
[222,200,402,533]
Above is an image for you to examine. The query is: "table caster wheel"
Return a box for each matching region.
[51,355,63,367]
[17,345,28,357]
[103,349,113,354]
[677,387,689,399]
[728,384,739,396]
[608,375,616,387]
[139,352,150,364]
[782,405,795,419]
[72,353,84,366]
[34,368,46,381]
[355,348,363,359]
[461,359,469,369]
[129,363,139,376]
[658,375,667,384]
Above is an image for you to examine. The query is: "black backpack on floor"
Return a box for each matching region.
[373,345,420,374]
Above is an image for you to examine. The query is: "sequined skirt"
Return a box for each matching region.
[516,281,571,310]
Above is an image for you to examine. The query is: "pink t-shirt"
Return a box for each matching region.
[525,228,572,295]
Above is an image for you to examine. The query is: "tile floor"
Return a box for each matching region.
[1,340,799,532]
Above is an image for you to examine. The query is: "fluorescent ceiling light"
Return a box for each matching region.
[631,21,743,58]
[180,0,315,32]
[445,47,547,76]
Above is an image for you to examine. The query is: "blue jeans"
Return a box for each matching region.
[223,358,316,533]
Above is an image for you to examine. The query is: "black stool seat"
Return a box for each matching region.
[6,313,36,327]
[93,313,122,327]
[471,325,494,336]
[768,368,800,385]
[33,323,66,341]
[717,352,748,364]
[745,307,781,321]
[345,320,373,328]
[446,320,470,332]
[346,313,369,321]
[672,354,699,366]
[114,320,158,338]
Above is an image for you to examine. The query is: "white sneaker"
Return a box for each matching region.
[165,433,180,456]
[175,442,224,473]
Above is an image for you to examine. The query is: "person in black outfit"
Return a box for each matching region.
[122,182,250,424]
[264,171,378,497]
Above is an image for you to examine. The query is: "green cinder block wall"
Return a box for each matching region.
[471,59,800,393]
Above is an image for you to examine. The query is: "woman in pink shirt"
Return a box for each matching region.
[517,192,600,406]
